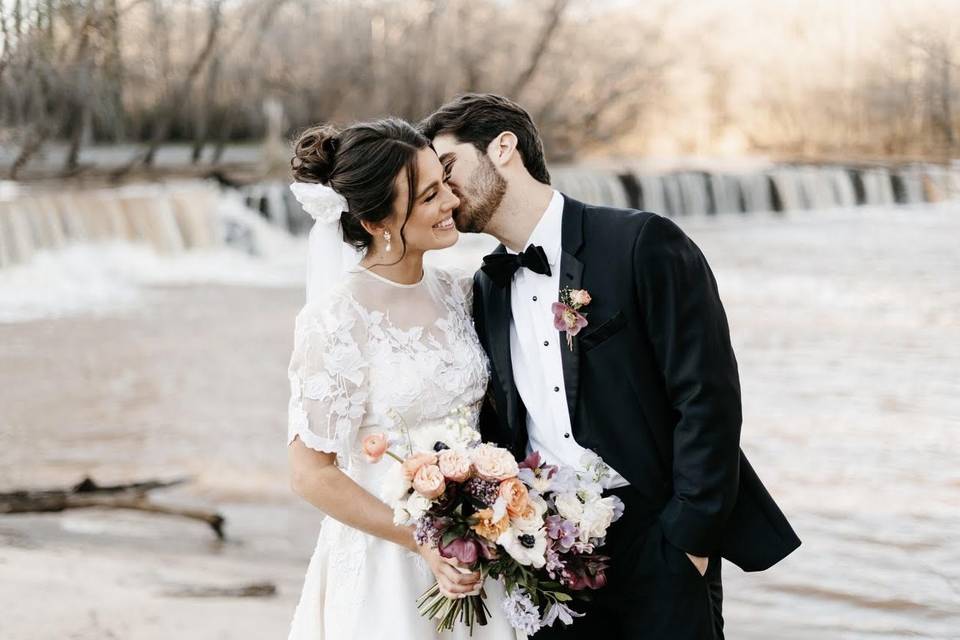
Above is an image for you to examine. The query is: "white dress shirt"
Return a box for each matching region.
[508,190,628,489]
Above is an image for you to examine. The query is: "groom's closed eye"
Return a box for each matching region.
[440,152,456,178]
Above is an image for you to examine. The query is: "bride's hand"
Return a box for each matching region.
[417,544,483,598]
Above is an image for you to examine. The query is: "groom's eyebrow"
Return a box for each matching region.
[439,152,456,172]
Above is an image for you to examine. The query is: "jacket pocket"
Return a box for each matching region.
[579,311,627,351]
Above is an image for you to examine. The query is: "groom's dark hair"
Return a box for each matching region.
[420,93,551,185]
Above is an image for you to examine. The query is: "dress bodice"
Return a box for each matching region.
[287,265,490,482]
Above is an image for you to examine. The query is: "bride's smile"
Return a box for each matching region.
[432,216,455,231]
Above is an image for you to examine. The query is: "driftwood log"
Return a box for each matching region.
[163,582,277,598]
[0,476,225,539]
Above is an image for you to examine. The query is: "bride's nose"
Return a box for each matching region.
[440,184,460,212]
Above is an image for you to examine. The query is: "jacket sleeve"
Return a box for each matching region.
[634,215,742,556]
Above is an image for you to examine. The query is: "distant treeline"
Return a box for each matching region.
[0,0,957,179]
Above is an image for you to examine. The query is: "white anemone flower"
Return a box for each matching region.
[497,526,547,568]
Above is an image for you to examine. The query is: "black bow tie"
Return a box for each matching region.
[481,244,552,287]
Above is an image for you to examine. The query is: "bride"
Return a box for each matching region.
[285,118,519,639]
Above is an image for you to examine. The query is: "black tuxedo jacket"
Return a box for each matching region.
[473,195,800,572]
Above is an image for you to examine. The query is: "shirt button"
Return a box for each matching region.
[563,433,571,438]
[532,296,538,302]
[543,340,549,347]
[553,386,560,392]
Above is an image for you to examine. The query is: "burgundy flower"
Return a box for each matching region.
[551,302,588,337]
[561,553,611,591]
[439,536,480,566]
[519,450,542,470]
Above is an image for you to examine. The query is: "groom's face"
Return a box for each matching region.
[431,134,505,234]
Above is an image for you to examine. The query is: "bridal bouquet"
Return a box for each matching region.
[362,408,624,635]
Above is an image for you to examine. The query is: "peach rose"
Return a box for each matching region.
[570,289,592,307]
[412,464,446,499]
[361,433,389,463]
[437,450,473,482]
[471,444,519,481]
[498,477,531,519]
[402,452,438,482]
[471,507,510,541]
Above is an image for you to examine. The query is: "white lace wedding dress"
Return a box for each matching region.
[286,265,520,640]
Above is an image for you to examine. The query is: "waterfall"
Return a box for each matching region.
[861,168,895,206]
[709,174,744,214]
[829,168,857,208]
[769,168,806,211]
[638,174,668,214]
[550,168,630,209]
[0,182,222,269]
[677,172,711,215]
[2,162,958,273]
[739,173,773,212]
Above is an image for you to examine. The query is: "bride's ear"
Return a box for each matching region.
[487,131,518,167]
[360,219,384,238]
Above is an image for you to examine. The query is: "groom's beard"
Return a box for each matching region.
[453,155,506,234]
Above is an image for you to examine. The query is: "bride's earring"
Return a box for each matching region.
[384,230,392,253]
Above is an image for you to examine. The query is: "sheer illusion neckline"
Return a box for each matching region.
[353,267,425,288]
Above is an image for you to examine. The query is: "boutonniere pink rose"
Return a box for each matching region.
[552,288,591,350]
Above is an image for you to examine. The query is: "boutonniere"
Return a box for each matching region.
[552,288,591,350]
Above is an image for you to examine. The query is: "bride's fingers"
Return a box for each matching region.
[440,558,482,584]
[438,565,478,589]
[438,560,480,584]
[438,577,475,596]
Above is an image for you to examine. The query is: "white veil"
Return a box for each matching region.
[289,182,361,303]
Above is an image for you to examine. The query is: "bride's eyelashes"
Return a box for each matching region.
[423,176,452,204]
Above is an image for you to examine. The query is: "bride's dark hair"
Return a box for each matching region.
[291,118,430,256]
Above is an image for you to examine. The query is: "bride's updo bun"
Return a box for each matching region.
[291,124,340,185]
[290,118,430,252]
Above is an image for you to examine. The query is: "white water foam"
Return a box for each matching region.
[0,196,307,323]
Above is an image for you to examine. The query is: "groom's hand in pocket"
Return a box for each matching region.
[686,553,709,576]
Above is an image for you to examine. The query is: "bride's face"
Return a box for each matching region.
[386,148,460,253]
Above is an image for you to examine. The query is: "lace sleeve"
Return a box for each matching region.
[287,296,369,468]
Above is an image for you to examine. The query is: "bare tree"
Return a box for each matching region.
[509,0,569,99]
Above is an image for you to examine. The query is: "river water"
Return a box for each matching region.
[0,203,957,639]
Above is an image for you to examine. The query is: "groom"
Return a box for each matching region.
[421,94,800,639]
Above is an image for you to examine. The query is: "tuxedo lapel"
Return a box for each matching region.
[484,246,522,434]
[558,195,586,426]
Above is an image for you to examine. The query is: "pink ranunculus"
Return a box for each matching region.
[570,289,592,307]
[552,302,589,337]
[402,452,438,482]
[471,444,520,481]
[412,464,446,499]
[437,450,473,482]
[361,433,389,463]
